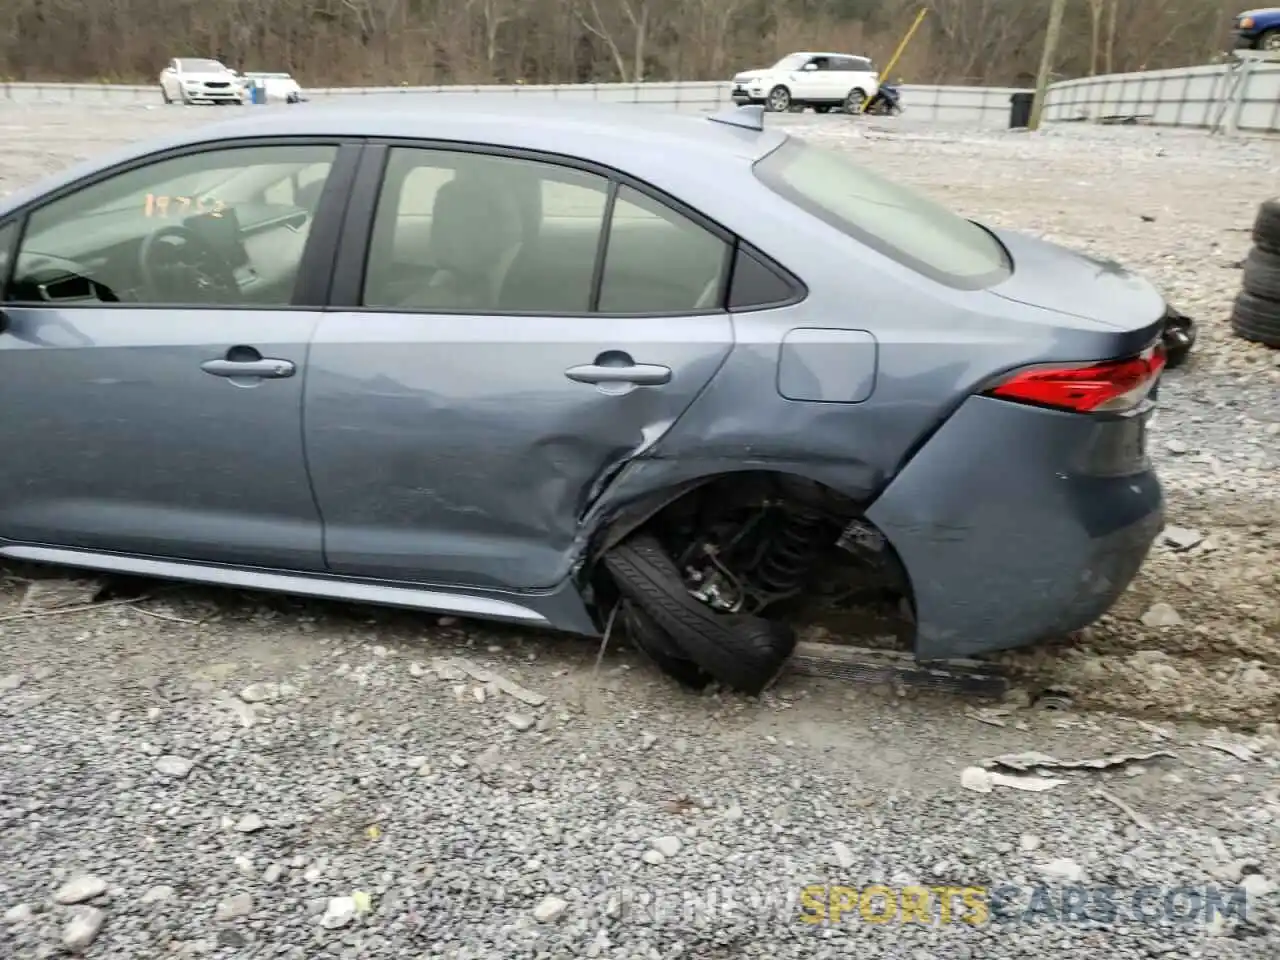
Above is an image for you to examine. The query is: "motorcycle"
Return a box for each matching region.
[864,81,903,116]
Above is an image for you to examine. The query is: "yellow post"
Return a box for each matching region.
[864,6,928,112]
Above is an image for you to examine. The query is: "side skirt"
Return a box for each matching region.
[0,541,599,635]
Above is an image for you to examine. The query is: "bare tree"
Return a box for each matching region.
[1087,0,1105,74]
[0,0,1240,89]
[574,0,653,80]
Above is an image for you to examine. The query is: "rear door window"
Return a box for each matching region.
[834,56,873,72]
[753,137,1011,290]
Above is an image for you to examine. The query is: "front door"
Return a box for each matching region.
[793,57,828,101]
[304,144,737,591]
[0,141,350,570]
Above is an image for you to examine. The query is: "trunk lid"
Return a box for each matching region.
[986,226,1166,334]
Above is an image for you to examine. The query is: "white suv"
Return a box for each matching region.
[731,52,880,114]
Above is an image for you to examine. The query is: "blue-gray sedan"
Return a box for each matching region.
[0,97,1168,693]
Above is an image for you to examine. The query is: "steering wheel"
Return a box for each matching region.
[137,224,241,304]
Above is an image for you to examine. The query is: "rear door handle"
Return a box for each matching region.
[564,362,671,386]
[201,358,295,379]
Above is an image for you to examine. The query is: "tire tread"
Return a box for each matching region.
[1230,290,1280,347]
[603,534,794,695]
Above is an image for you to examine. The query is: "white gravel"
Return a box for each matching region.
[0,103,1278,959]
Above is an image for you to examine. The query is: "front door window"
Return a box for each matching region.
[9,143,338,308]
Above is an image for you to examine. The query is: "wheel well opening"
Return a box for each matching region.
[588,470,915,650]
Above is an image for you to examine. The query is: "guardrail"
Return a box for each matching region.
[1042,61,1280,133]
[0,79,1028,127]
[4,72,1277,133]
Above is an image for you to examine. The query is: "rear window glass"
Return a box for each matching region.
[753,137,1011,290]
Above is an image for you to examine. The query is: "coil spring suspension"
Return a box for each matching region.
[752,507,829,596]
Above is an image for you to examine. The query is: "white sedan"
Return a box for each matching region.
[241,71,306,104]
[159,58,246,105]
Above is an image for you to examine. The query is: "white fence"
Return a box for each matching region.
[1042,61,1280,133]
[0,79,1027,127]
[6,69,1276,133]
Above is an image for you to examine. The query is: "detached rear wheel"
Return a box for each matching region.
[603,533,795,695]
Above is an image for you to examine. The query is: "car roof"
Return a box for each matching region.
[0,98,789,223]
[170,97,783,172]
[210,96,771,140]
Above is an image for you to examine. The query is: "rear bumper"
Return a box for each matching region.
[864,394,1163,661]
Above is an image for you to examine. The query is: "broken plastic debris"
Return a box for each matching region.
[1201,737,1257,762]
[966,707,1011,728]
[961,766,1067,793]
[982,750,1174,772]
[1095,788,1153,830]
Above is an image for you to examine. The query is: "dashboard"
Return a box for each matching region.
[9,201,316,307]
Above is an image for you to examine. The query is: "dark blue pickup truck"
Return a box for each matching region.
[1234,7,1280,50]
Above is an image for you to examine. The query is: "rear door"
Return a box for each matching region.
[0,139,359,569]
[829,56,863,100]
[304,143,736,591]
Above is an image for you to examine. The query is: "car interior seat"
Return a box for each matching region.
[398,174,524,311]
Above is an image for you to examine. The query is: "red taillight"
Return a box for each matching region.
[985,344,1165,413]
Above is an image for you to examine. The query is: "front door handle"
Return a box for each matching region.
[564,362,671,386]
[201,358,295,379]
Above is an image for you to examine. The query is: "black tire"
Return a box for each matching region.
[766,85,791,112]
[620,601,713,690]
[1258,28,1280,53]
[813,105,831,114]
[1243,248,1280,301]
[844,88,867,114]
[603,533,796,695]
[1252,198,1280,256]
[1230,290,1280,347]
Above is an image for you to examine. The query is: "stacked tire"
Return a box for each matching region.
[1232,199,1280,348]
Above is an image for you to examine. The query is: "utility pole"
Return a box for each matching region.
[1029,0,1067,130]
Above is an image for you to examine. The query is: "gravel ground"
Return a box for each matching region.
[1,103,1278,959]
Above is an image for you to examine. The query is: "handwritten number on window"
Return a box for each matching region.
[144,193,226,218]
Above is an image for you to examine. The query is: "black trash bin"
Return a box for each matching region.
[1009,91,1034,129]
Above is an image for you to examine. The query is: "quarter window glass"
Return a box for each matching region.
[597,185,731,314]
[8,144,337,307]
[753,137,1011,290]
[362,147,611,314]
